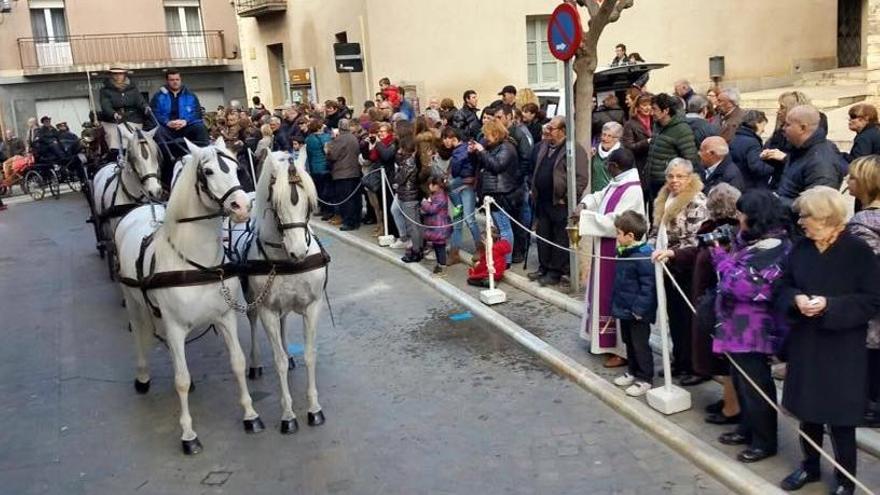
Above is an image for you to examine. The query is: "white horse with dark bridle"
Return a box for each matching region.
[91,125,163,276]
[236,150,330,432]
[115,138,259,454]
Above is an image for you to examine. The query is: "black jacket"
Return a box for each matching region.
[476,140,520,195]
[685,116,720,149]
[393,152,420,202]
[452,105,481,140]
[847,124,880,162]
[99,78,147,124]
[730,126,773,189]
[776,128,845,209]
[622,117,651,177]
[509,123,534,184]
[702,154,745,194]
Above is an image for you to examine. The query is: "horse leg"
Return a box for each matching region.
[131,307,153,394]
[246,308,262,380]
[165,324,201,455]
[214,313,263,433]
[302,302,324,426]
[281,316,295,369]
[258,308,297,434]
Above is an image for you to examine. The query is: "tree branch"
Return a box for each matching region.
[609,0,634,23]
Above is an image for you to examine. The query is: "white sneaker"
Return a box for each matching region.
[389,239,407,249]
[613,373,635,387]
[424,250,436,261]
[625,381,652,397]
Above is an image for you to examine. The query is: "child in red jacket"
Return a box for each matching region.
[467,227,511,287]
[379,77,401,110]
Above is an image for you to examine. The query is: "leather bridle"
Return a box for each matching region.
[118,128,160,201]
[178,150,244,224]
[262,160,312,252]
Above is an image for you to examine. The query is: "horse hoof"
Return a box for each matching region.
[280,419,299,435]
[247,366,263,380]
[307,411,325,427]
[288,357,296,370]
[133,378,151,394]
[181,437,203,455]
[243,417,265,434]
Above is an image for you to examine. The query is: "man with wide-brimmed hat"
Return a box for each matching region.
[98,65,148,160]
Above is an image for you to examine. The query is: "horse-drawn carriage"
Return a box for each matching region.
[0,152,84,201]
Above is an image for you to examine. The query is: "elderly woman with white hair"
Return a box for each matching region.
[591,121,624,193]
[651,158,709,381]
[778,186,880,494]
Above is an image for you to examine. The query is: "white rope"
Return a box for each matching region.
[659,259,874,495]
[316,167,383,207]
[488,197,654,261]
[380,171,486,229]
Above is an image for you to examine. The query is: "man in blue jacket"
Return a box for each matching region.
[150,70,209,182]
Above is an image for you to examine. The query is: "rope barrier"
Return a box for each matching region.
[315,167,383,207]
[659,257,873,494]
[380,171,485,229]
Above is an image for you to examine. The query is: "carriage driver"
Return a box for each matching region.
[98,66,148,163]
[149,69,210,184]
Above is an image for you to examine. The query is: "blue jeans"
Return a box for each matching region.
[448,178,480,249]
[491,210,513,264]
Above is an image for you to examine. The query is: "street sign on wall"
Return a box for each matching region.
[547,3,583,61]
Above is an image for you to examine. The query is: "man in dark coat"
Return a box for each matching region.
[645,93,700,199]
[33,116,63,163]
[685,95,720,149]
[325,119,363,230]
[452,90,481,140]
[717,88,746,143]
[775,105,845,211]
[698,136,744,194]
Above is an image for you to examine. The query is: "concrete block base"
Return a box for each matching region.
[479,288,507,305]
[647,385,692,415]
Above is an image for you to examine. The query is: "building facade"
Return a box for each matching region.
[0,0,247,136]
[235,0,880,112]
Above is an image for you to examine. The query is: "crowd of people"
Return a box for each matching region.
[1,53,879,493]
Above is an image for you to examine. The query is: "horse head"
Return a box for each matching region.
[185,137,251,224]
[265,150,317,260]
[118,124,163,201]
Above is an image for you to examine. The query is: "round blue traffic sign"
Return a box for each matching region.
[547,3,583,61]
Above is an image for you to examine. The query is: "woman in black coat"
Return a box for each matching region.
[845,103,880,162]
[730,110,774,189]
[777,186,880,494]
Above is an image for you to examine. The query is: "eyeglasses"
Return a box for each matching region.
[849,115,864,121]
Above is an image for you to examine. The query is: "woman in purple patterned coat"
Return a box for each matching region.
[711,190,791,464]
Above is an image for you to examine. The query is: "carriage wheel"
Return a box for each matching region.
[25,171,44,201]
[48,169,61,199]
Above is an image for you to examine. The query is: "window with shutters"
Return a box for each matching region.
[526,16,561,88]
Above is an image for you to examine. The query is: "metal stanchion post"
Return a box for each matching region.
[377,167,395,247]
[646,257,691,414]
[479,197,506,305]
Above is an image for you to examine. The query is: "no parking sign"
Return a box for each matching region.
[547,3,583,61]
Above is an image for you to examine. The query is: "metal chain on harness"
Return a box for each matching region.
[219,265,277,314]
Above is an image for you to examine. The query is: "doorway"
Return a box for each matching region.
[266,43,289,108]
[838,0,862,67]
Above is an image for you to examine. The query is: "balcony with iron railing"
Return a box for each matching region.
[17,30,230,75]
[235,0,286,18]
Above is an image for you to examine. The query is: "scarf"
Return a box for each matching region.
[369,133,394,162]
[597,141,621,159]
[637,114,652,137]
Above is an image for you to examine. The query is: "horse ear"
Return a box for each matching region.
[117,124,133,142]
[214,136,227,150]
[144,126,159,140]
[184,138,200,157]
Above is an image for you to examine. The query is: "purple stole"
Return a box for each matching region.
[586,181,641,348]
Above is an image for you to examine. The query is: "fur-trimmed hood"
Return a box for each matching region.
[653,173,704,227]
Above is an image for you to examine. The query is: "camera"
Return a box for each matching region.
[697,224,736,247]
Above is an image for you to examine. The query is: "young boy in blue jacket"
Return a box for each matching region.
[610,210,657,397]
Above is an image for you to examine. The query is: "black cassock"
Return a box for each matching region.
[779,232,880,426]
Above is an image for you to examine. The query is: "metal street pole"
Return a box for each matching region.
[564,59,579,293]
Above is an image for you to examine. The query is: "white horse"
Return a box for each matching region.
[115,138,257,455]
[239,150,328,432]
[92,125,163,275]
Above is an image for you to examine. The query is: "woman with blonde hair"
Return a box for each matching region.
[846,156,880,427]
[516,87,539,109]
[778,186,880,493]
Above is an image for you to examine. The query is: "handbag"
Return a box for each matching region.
[363,162,383,193]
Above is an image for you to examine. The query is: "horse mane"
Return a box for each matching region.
[291,151,318,212]
[162,150,201,231]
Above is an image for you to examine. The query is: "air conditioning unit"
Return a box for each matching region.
[0,0,11,14]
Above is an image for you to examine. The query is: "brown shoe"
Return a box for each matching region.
[330,215,343,226]
[447,248,462,266]
[603,355,628,368]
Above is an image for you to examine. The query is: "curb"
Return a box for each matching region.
[314,223,784,495]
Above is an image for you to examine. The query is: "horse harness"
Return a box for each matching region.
[118,155,330,318]
[98,128,161,222]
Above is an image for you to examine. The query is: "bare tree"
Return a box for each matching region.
[564,0,635,189]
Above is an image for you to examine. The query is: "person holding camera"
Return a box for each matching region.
[711,190,791,464]
[778,187,880,494]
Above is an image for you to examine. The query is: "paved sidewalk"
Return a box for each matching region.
[317,218,880,495]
